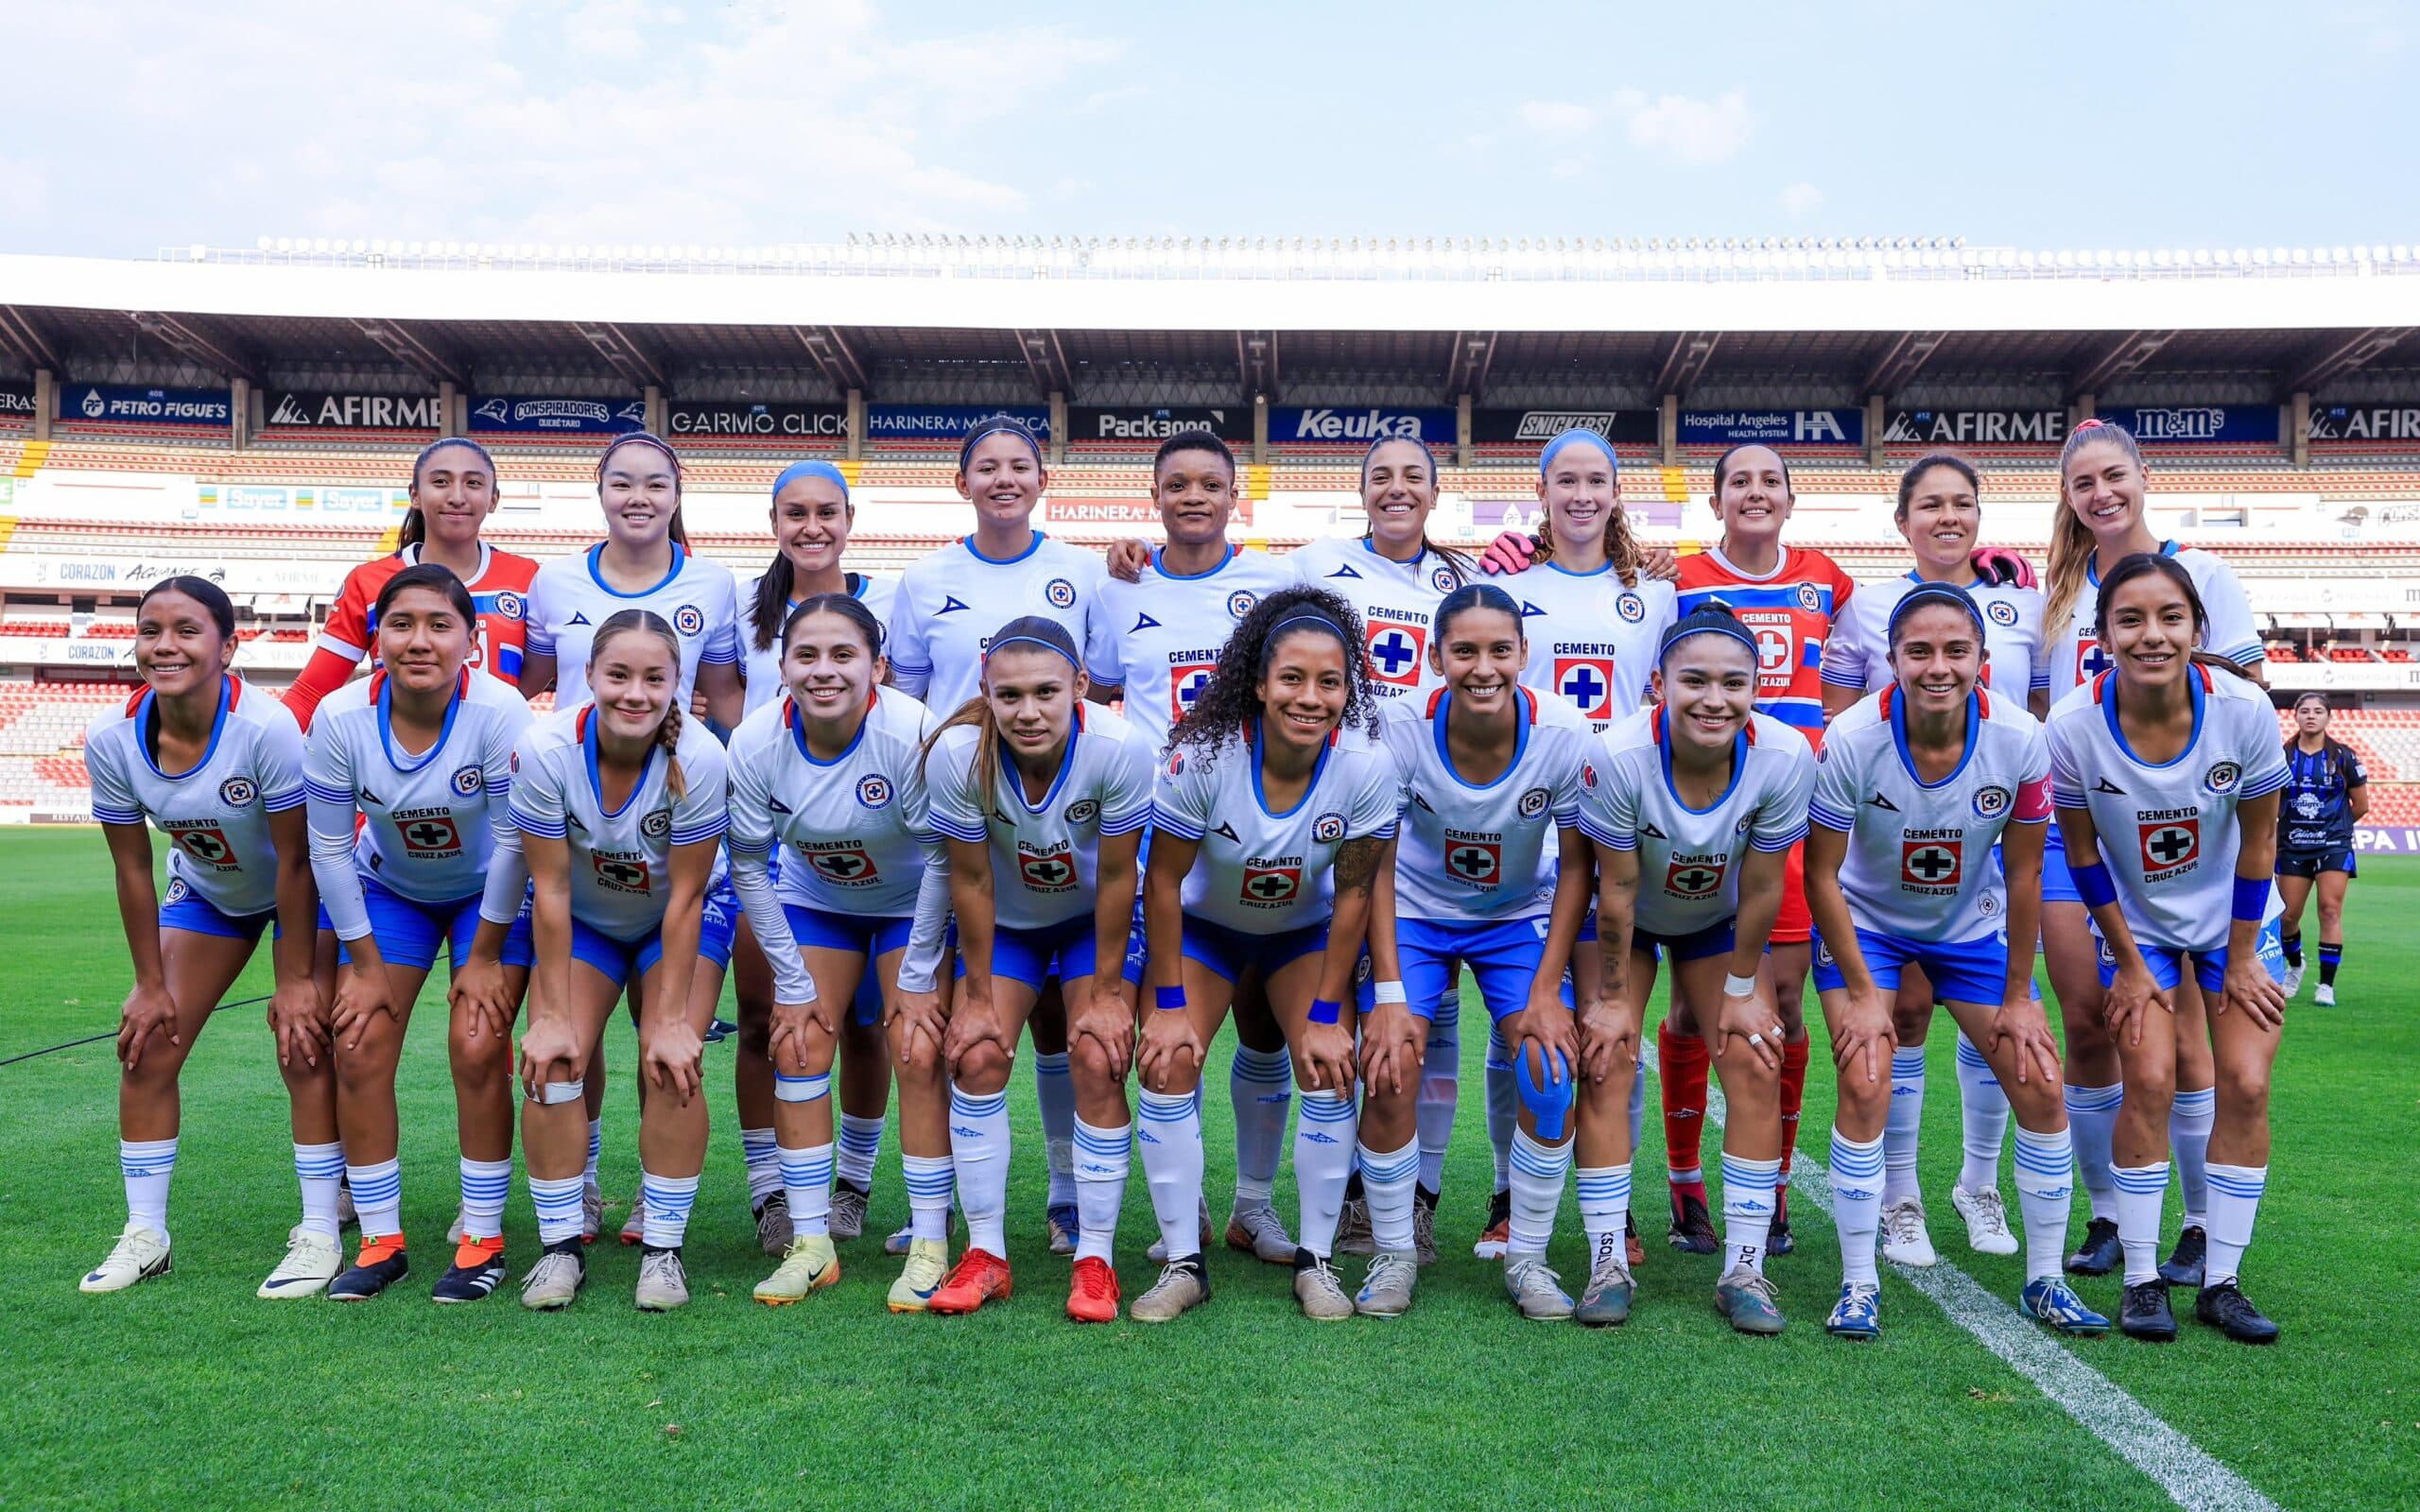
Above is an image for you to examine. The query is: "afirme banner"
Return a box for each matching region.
[1270,405,1457,445]
[265,391,443,431]
[468,395,648,435]
[2098,404,2277,446]
[1678,407,1864,446]
[1067,405,1253,443]
[1882,408,2068,446]
[61,384,233,427]
[667,402,848,439]
[2308,404,2420,443]
[865,404,1051,441]
[1470,408,1658,445]
[0,380,34,420]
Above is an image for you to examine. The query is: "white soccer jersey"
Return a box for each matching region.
[2043,543,2262,698]
[1821,573,2048,703]
[1807,686,2052,943]
[885,535,1120,712]
[1151,722,1400,932]
[1094,545,1296,749]
[507,702,730,940]
[1286,535,1472,699]
[1578,708,1816,939]
[303,668,533,939]
[923,703,1153,931]
[525,543,742,707]
[1507,561,1678,730]
[725,688,937,917]
[1381,688,1591,922]
[735,570,900,718]
[87,677,307,919]
[2047,666,2290,954]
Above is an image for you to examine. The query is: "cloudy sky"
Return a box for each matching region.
[11,1,2412,255]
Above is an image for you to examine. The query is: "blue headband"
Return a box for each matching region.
[983,633,1079,669]
[1270,613,1348,644]
[1538,427,1618,477]
[1889,582,1987,643]
[772,459,850,503]
[1659,614,1761,667]
[959,419,1045,472]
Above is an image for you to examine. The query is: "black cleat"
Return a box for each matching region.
[1668,1190,1720,1254]
[2067,1216,2123,1276]
[2194,1280,2279,1344]
[2119,1280,2177,1341]
[2157,1225,2206,1288]
[431,1245,509,1304]
[702,1017,737,1044]
[328,1246,410,1302]
[1768,1213,1795,1258]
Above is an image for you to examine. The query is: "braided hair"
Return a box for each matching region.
[1169,585,1378,760]
[590,609,689,798]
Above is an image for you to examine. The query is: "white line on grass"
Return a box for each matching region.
[1650,1047,2280,1512]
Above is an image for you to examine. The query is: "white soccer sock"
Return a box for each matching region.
[2169,1087,2215,1229]
[2064,1082,2123,1221]
[121,1137,177,1242]
[1719,1150,1782,1276]
[458,1157,510,1243]
[530,1173,585,1246]
[639,1170,700,1249]
[2011,1125,2074,1283]
[1883,1047,1927,1206]
[902,1154,954,1244]
[1137,1090,1204,1262]
[1293,1088,1357,1257]
[583,1117,603,1199]
[1484,1022,1517,1193]
[1229,1044,1292,1206]
[1576,1161,1633,1264]
[2112,1160,2169,1286]
[1416,991,1460,1194]
[740,1126,780,1206]
[1828,1128,1886,1288]
[836,1112,885,1192]
[1033,1052,1076,1210]
[1072,1116,1132,1263]
[780,1142,835,1238]
[1359,1135,1421,1254]
[949,1083,1012,1256]
[1506,1129,1570,1259]
[1955,1033,2011,1194]
[2203,1162,2267,1287]
[294,1141,344,1240]
[345,1156,402,1241]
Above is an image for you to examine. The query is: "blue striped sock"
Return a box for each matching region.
[1507,1129,1571,1258]
[294,1141,345,1239]
[1719,1152,1782,1275]
[740,1126,780,1205]
[1072,1117,1132,1263]
[902,1154,955,1244]
[2113,1160,2170,1285]
[345,1157,403,1242]
[2204,1162,2268,1286]
[1576,1161,1633,1263]
[121,1137,178,1240]
[1357,1136,1422,1254]
[949,1083,1012,1256]
[2011,1125,2073,1282]
[1884,1048,1927,1203]
[639,1170,701,1249]
[459,1158,511,1243]
[780,1143,836,1236]
[836,1113,885,1191]
[1294,1089,1357,1256]
[530,1173,585,1246]
[1229,1045,1293,1205]
[2170,1086,2215,1227]
[1828,1128,1886,1287]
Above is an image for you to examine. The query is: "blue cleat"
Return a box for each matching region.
[2022,1277,2111,1336]
[1825,1280,1882,1340]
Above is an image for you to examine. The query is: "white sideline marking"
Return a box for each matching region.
[1651,1047,2280,1512]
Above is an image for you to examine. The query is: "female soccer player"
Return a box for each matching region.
[282,437,539,730]
[302,564,533,1303]
[2047,553,2290,1344]
[510,610,730,1313]
[1133,587,1398,1322]
[724,593,958,1311]
[1820,454,2049,1265]
[2275,693,2366,1006]
[733,461,901,1254]
[81,577,332,1297]
[2038,420,2264,1281]
[1580,607,1815,1333]
[918,617,1151,1320]
[1370,584,1595,1319]
[1803,583,2106,1340]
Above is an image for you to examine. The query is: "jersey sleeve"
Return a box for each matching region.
[1347,755,1400,841]
[523,568,559,661]
[1820,603,1870,691]
[698,570,743,666]
[2047,715,2086,810]
[1546,729,1585,828]
[2346,746,2369,787]
[1098,730,1154,837]
[254,706,308,814]
[483,701,531,808]
[302,726,371,941]
[1080,562,1122,692]
[1751,750,1815,851]
[508,739,569,840]
[921,737,988,844]
[1806,737,1861,833]
[885,576,934,699]
[2198,562,2263,667]
[668,738,729,846]
[1576,755,1636,850]
[722,730,777,864]
[2236,708,2291,802]
[85,728,143,826]
[317,567,376,665]
[1149,751,1212,842]
[2013,727,2054,823]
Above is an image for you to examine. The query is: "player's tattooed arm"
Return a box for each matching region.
[1334,834,1385,898]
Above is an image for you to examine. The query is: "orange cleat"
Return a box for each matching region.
[1066,1256,1120,1323]
[926,1248,1013,1314]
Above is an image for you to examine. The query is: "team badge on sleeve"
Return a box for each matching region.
[218,777,257,809]
[674,604,705,637]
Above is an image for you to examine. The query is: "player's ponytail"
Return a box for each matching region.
[2045,419,2147,635]
[401,437,498,551]
[591,609,688,798]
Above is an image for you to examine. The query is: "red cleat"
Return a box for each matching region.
[927,1248,1013,1314]
[1066,1257,1120,1323]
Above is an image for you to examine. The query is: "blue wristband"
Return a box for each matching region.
[2071,860,2118,909]
[1154,986,1187,1011]
[1308,997,1341,1025]
[2232,875,2271,923]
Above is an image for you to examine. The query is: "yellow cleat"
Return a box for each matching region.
[886,1238,950,1314]
[753,1233,839,1305]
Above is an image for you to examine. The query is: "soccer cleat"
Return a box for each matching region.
[1046,1203,1080,1258]
[2157,1225,2207,1288]
[2066,1216,2123,1276]
[1129,1258,1210,1323]
[519,1239,588,1311]
[1354,1251,1419,1317]
[1626,1211,1646,1268]
[1291,1249,1355,1321]
[754,1191,794,1257]
[1880,1196,1938,1267]
[1950,1185,2020,1257]
[703,1016,737,1043]
[887,1239,951,1313]
[256,1225,344,1300]
[1226,1202,1297,1264]
[634,1246,690,1312]
[754,1233,840,1305]
[337,1178,357,1231]
[1411,1188,1440,1266]
[2021,1277,2110,1336]
[2119,1280,2178,1341]
[1504,1257,1575,1321]
[829,1181,869,1243]
[1473,1188,1512,1260]
[1066,1256,1121,1323]
[2282,961,2306,998]
[328,1236,410,1302]
[1335,1195,1375,1257]
[1768,1212,1796,1257]
[1825,1281,1882,1340]
[1148,1197,1215,1264]
[1668,1190,1720,1254]
[431,1238,508,1304]
[1714,1268,1787,1335]
[2194,1280,2280,1344]
[928,1248,1013,1314]
[581,1188,603,1246]
[80,1223,172,1294]
[2314,984,2338,1008]
[1575,1242,1635,1327]
[619,1201,646,1246]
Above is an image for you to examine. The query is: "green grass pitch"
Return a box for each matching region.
[1,827,2414,1511]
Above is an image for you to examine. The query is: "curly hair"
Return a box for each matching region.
[1169,584,1379,759]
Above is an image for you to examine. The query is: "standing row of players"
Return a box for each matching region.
[78,418,2341,1342]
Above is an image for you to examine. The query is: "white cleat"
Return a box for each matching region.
[81,1223,172,1294]
[1224,1202,1298,1264]
[2281,963,2306,998]
[2314,984,2338,1007]
[1878,1196,1938,1268]
[1949,1184,2020,1257]
[256,1224,344,1299]
[1148,1197,1214,1264]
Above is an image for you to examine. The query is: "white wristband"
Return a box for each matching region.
[1722,973,1757,998]
[1373,980,1408,1005]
